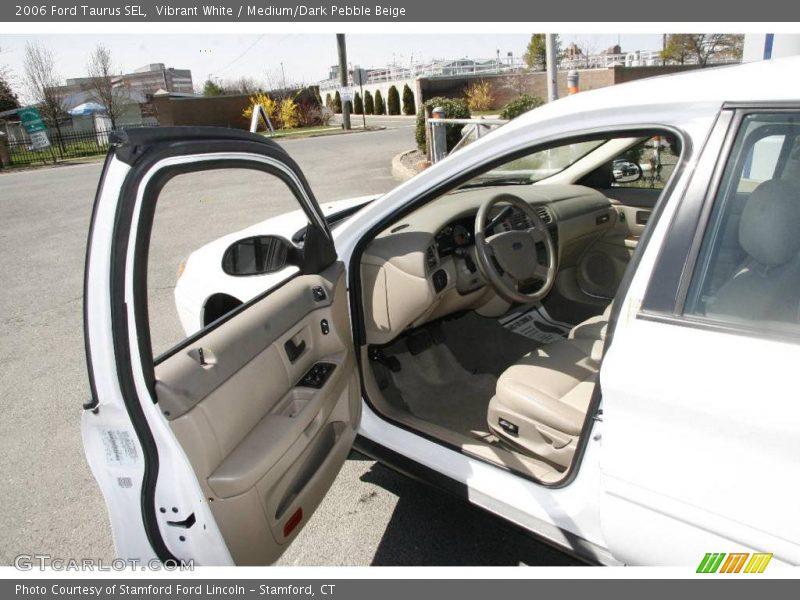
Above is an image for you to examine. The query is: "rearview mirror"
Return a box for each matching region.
[611,160,643,184]
[222,235,299,276]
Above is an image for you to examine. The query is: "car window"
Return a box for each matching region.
[684,112,800,335]
[459,139,606,187]
[148,168,307,356]
[610,135,679,190]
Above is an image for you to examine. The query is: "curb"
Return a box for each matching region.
[391,149,422,182]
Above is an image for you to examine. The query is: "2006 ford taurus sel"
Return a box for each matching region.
[82,56,800,566]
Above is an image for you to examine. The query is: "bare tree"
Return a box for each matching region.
[22,42,68,149]
[87,43,128,129]
[662,34,744,67]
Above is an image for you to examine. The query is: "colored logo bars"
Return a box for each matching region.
[696,552,773,573]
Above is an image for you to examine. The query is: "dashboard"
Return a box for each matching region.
[361,184,616,345]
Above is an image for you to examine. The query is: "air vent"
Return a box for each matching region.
[534,206,552,224]
[425,244,439,272]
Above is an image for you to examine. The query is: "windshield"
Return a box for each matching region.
[460,139,607,188]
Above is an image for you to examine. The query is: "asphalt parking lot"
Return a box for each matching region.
[0,116,577,567]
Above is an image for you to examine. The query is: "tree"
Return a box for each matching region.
[402,83,416,115]
[374,89,385,115]
[0,76,19,112]
[222,76,261,95]
[86,44,129,129]
[333,90,342,113]
[364,90,374,115]
[662,34,744,67]
[202,78,224,96]
[325,93,332,108]
[524,34,560,71]
[387,85,400,115]
[353,91,363,114]
[23,42,68,150]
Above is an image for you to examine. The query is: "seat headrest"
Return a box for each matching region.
[739,179,800,268]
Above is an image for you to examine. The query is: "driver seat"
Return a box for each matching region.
[486,305,610,468]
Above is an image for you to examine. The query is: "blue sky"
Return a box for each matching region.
[1,33,664,98]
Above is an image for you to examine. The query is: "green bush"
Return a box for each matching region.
[387,86,400,115]
[499,94,544,120]
[414,96,471,152]
[402,84,416,115]
[333,91,342,113]
[353,92,363,115]
[364,90,374,115]
[374,90,385,115]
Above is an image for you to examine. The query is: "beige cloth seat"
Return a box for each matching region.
[706,179,800,323]
[487,306,609,468]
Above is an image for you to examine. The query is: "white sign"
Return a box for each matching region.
[29,130,50,150]
[339,86,353,102]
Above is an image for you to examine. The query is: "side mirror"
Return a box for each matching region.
[611,160,643,184]
[222,235,299,276]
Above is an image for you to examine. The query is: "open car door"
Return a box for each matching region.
[82,128,361,565]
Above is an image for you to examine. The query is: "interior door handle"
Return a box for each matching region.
[284,338,306,363]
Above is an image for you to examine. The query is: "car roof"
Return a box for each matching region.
[506,56,800,130]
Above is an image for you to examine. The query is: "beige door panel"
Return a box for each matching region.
[155,262,359,565]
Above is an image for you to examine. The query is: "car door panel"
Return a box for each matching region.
[83,128,360,565]
[574,188,661,299]
[162,263,359,565]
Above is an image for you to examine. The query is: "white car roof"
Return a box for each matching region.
[504,56,800,132]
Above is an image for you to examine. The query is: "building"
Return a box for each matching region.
[49,64,194,112]
[116,63,194,97]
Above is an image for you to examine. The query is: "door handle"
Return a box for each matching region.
[284,338,306,363]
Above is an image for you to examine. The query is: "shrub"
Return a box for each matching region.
[353,91,363,115]
[402,84,416,115]
[279,97,300,129]
[319,106,335,126]
[296,100,323,127]
[242,92,280,130]
[364,90,374,115]
[333,91,342,113]
[374,90,385,115]
[414,96,471,152]
[387,85,400,115]
[500,94,544,120]
[464,80,495,112]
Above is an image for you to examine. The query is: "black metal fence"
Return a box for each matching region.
[3,124,117,166]
[1,121,159,167]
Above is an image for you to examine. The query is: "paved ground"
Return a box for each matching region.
[0,116,576,567]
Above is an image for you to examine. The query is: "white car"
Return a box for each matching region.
[174,195,378,335]
[83,56,800,568]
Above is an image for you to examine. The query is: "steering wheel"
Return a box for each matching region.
[474,193,557,304]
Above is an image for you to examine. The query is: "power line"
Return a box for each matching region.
[212,34,265,77]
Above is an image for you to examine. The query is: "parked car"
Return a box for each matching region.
[83,56,800,567]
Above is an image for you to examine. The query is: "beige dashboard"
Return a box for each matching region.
[360,184,615,345]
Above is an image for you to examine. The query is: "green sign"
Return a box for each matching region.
[18,106,51,150]
[18,106,47,133]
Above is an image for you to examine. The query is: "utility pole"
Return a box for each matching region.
[546,34,559,103]
[336,33,351,130]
